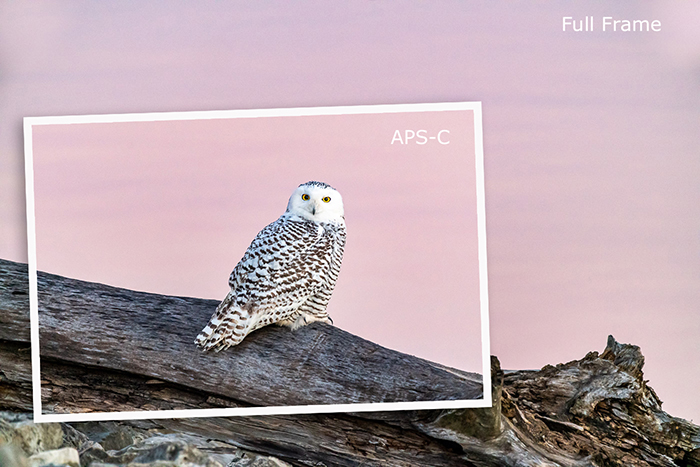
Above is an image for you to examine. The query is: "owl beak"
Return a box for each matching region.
[310,200,320,216]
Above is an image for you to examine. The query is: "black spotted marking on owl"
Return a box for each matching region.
[300,180,334,190]
[195,182,346,352]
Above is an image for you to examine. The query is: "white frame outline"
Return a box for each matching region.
[24,101,491,423]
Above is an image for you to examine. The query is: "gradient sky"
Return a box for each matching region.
[29,107,485,372]
[1,2,698,422]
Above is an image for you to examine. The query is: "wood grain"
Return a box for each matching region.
[0,258,482,413]
[3,258,699,467]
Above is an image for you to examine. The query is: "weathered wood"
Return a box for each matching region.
[495,336,700,467]
[0,262,31,342]
[437,336,700,467]
[0,342,32,412]
[2,258,700,467]
[0,259,482,412]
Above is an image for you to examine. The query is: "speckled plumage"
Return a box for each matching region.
[195,181,346,352]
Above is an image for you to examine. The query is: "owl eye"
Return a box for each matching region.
[322,196,331,203]
[301,194,310,201]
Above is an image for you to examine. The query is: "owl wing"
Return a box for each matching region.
[228,217,333,325]
[196,216,343,352]
[196,217,328,351]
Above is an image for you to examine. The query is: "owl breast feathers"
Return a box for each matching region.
[195,181,346,352]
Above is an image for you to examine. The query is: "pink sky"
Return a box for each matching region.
[30,108,485,372]
[1,2,699,422]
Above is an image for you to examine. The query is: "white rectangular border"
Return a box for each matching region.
[24,102,491,423]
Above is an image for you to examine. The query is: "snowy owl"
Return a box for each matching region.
[195,181,346,352]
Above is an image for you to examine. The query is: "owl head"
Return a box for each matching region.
[286,181,344,224]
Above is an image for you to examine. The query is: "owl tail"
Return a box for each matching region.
[194,293,252,352]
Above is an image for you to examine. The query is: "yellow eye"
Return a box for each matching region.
[322,196,331,203]
[301,194,310,201]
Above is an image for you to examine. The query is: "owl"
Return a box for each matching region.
[195,181,346,352]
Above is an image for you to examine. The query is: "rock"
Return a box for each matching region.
[79,437,224,467]
[129,441,221,466]
[59,423,92,452]
[100,427,140,452]
[0,443,29,467]
[75,428,293,467]
[66,422,146,452]
[0,414,64,456]
[227,450,293,467]
[247,457,292,467]
[27,447,79,467]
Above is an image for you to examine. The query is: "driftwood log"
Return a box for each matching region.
[1,258,483,412]
[1,258,699,467]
